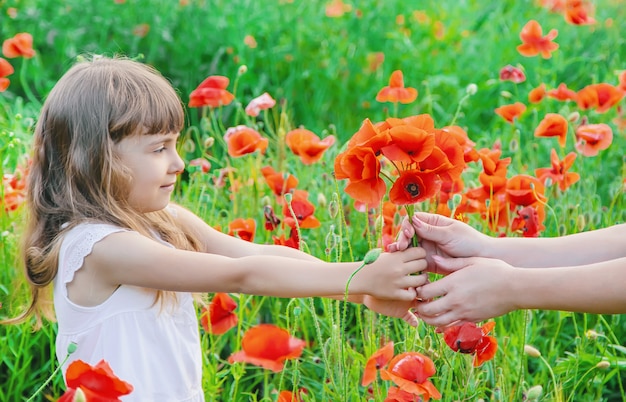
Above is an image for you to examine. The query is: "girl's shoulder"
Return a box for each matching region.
[58,222,131,285]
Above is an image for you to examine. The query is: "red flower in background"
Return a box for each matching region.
[2,32,36,58]
[535,148,580,191]
[283,190,321,229]
[228,218,256,242]
[547,83,578,102]
[575,123,613,156]
[188,158,211,173]
[285,128,336,165]
[376,70,418,104]
[263,205,281,231]
[224,125,269,157]
[200,293,238,335]
[228,324,306,372]
[495,102,526,123]
[511,205,544,237]
[189,75,234,108]
[442,322,497,367]
[534,113,569,148]
[361,341,394,387]
[528,83,546,104]
[57,360,133,402]
[618,71,626,92]
[385,386,423,402]
[564,0,596,25]
[335,146,387,206]
[245,92,276,117]
[506,174,547,208]
[0,58,14,92]
[499,65,526,83]
[576,83,625,114]
[517,20,559,59]
[380,352,441,401]
[261,166,298,197]
[2,163,28,212]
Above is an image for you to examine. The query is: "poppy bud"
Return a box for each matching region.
[585,329,599,340]
[595,361,610,370]
[466,83,478,96]
[524,344,541,358]
[363,248,382,264]
[317,193,327,208]
[182,138,195,153]
[500,90,514,99]
[526,385,543,400]
[203,136,215,149]
[568,111,580,123]
[284,192,293,204]
[261,195,272,207]
[328,194,339,219]
[238,65,248,76]
[67,342,78,355]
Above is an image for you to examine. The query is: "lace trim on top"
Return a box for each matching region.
[62,224,128,288]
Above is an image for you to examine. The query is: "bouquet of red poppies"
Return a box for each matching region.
[334,113,466,244]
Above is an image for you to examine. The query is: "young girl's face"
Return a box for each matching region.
[114,132,184,213]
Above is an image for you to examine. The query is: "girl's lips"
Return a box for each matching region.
[161,183,175,191]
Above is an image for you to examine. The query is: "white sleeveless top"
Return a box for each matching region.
[53,223,204,402]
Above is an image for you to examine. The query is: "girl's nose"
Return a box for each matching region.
[171,151,185,174]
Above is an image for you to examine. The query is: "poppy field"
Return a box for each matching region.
[1,0,626,401]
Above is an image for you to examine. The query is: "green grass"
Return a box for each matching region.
[1,0,626,400]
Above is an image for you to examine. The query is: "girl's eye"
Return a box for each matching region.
[155,147,165,153]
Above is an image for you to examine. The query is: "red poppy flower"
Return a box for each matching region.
[534,113,569,148]
[576,83,625,114]
[224,125,269,157]
[506,174,547,207]
[188,158,211,173]
[346,118,392,153]
[442,322,497,367]
[528,83,546,104]
[495,102,526,123]
[335,146,386,206]
[261,166,298,197]
[263,205,281,231]
[2,32,36,58]
[283,190,321,229]
[535,148,579,191]
[277,389,307,402]
[285,128,336,165]
[385,386,422,402]
[200,293,238,335]
[389,170,440,205]
[517,20,559,59]
[228,324,306,372]
[499,65,526,83]
[325,0,352,18]
[245,92,276,117]
[575,123,613,156]
[511,205,544,237]
[0,57,14,92]
[564,0,596,25]
[228,218,256,242]
[380,352,441,400]
[273,229,300,249]
[546,83,578,102]
[380,124,435,164]
[57,360,133,402]
[361,341,394,386]
[376,70,418,104]
[442,125,479,163]
[189,75,235,108]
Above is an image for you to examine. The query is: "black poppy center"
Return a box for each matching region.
[406,182,420,197]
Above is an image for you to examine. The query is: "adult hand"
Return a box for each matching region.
[363,295,421,327]
[414,255,517,327]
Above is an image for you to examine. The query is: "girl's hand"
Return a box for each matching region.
[413,256,517,327]
[353,247,428,301]
[363,295,421,327]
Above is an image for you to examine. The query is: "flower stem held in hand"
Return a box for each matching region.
[404,204,420,247]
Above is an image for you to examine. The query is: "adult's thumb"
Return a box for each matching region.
[412,213,451,243]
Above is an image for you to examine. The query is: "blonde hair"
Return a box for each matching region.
[3,56,201,327]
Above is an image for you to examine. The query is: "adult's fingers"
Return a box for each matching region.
[430,255,473,275]
[411,213,453,244]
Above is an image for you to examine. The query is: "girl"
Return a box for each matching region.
[5,56,428,401]
[390,212,626,327]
